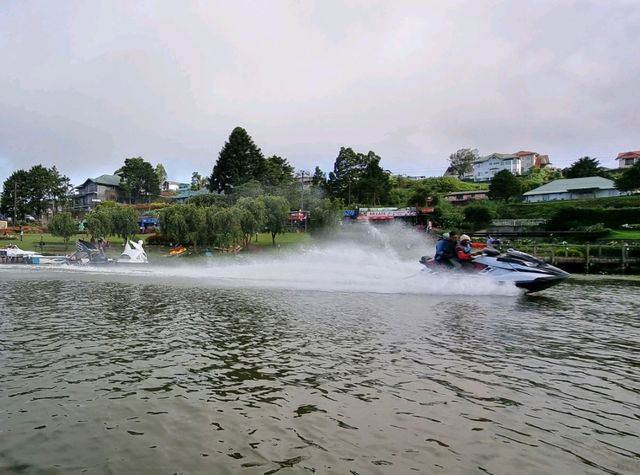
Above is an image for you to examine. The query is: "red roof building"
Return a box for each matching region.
[616,151,640,168]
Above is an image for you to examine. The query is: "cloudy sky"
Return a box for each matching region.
[1,0,639,188]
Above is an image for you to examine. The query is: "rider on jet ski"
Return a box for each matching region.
[435,231,458,267]
[456,234,484,270]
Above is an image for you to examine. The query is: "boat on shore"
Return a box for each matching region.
[0,244,44,263]
[1,240,149,266]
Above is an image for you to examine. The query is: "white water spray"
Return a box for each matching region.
[3,223,519,296]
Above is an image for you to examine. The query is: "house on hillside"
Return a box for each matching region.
[616,151,640,168]
[514,151,550,170]
[443,165,473,180]
[171,187,210,203]
[162,180,182,192]
[445,190,489,204]
[523,177,622,202]
[473,153,521,181]
[73,174,122,211]
[472,151,551,181]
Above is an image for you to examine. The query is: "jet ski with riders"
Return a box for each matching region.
[420,232,570,293]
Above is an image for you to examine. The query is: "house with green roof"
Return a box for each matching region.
[171,187,211,203]
[523,177,622,203]
[73,174,122,211]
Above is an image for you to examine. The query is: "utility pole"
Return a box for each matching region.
[299,170,308,232]
[300,170,305,211]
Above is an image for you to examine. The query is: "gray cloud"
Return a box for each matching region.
[1,0,639,187]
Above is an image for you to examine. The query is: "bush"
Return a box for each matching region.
[547,208,640,230]
[145,234,171,245]
[464,204,495,230]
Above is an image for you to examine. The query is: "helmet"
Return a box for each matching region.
[460,234,471,242]
[441,232,449,239]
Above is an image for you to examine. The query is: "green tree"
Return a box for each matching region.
[49,166,73,212]
[615,161,640,192]
[311,166,327,189]
[308,198,343,236]
[1,166,72,221]
[85,207,113,240]
[191,172,208,191]
[448,148,479,179]
[564,156,605,178]
[182,204,206,251]
[111,206,139,242]
[463,204,495,230]
[488,170,522,201]
[261,155,295,188]
[208,207,243,248]
[355,154,391,205]
[261,195,289,245]
[48,212,77,251]
[187,193,229,207]
[155,164,168,188]
[116,157,161,203]
[227,180,265,203]
[236,197,266,246]
[433,199,464,229]
[405,185,436,208]
[209,127,266,193]
[1,170,29,221]
[160,205,189,245]
[327,147,361,204]
[327,148,389,205]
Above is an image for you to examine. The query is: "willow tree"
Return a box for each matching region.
[208,207,243,248]
[236,197,266,247]
[111,206,139,242]
[48,212,76,251]
[85,207,113,240]
[261,195,289,246]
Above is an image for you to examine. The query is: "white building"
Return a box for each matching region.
[162,180,182,192]
[472,151,551,181]
[473,153,521,181]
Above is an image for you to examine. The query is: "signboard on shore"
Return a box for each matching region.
[357,207,418,219]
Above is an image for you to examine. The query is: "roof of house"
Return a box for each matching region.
[446,190,489,196]
[523,177,616,196]
[76,174,121,189]
[474,153,519,164]
[513,150,538,157]
[616,151,640,159]
[171,188,210,200]
[93,174,122,186]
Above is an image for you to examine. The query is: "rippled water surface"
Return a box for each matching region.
[1,247,639,474]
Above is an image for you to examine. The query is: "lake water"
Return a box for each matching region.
[1,231,639,474]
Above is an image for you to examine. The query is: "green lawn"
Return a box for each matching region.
[603,230,640,241]
[249,231,312,248]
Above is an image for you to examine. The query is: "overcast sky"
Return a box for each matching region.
[1,0,639,188]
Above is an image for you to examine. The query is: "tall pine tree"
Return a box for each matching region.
[209,127,266,193]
